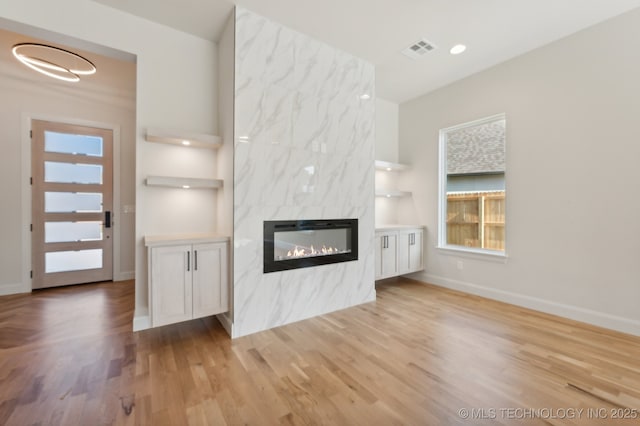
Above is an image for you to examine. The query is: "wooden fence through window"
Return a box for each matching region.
[446,191,505,250]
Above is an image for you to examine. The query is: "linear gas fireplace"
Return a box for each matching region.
[264,219,358,273]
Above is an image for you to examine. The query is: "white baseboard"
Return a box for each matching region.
[0,282,30,296]
[411,271,640,337]
[114,271,135,281]
[216,313,233,337]
[133,314,150,332]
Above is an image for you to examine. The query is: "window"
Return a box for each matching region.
[439,114,506,254]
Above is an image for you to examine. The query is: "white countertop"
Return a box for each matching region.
[145,233,230,247]
[375,224,425,232]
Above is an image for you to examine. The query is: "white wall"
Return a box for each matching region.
[374,98,401,225]
[231,7,376,337]
[215,13,235,335]
[0,0,218,326]
[399,8,640,336]
[375,98,399,163]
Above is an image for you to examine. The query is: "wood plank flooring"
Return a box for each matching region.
[1,278,639,425]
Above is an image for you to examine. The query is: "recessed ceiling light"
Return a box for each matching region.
[386,167,392,171]
[450,44,467,55]
[182,185,190,189]
[360,94,371,100]
[181,140,191,146]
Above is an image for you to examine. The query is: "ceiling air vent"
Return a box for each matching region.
[402,38,437,59]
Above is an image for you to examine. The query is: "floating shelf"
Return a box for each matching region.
[375,160,409,172]
[375,189,412,198]
[145,175,223,189]
[145,128,222,149]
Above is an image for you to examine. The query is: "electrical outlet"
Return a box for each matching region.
[457,260,464,270]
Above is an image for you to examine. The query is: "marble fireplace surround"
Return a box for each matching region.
[229,7,376,338]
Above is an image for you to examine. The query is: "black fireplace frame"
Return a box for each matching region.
[263,219,358,273]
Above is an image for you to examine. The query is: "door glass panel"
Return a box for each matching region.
[44,131,103,157]
[45,249,103,273]
[45,192,102,213]
[45,222,103,243]
[45,161,103,184]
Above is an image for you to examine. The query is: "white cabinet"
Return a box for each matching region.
[192,242,228,319]
[375,232,398,279]
[375,226,424,280]
[398,229,423,275]
[145,234,229,328]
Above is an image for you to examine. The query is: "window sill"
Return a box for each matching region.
[437,245,508,263]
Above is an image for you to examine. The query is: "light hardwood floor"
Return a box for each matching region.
[0,278,639,425]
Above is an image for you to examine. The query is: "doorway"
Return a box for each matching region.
[31,119,114,289]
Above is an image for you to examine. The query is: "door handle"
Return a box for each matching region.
[187,251,190,272]
[104,211,112,228]
[194,250,198,271]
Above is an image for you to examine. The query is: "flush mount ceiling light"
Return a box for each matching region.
[12,43,96,82]
[450,44,467,55]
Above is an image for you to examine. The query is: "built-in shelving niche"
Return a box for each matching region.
[145,175,223,189]
[144,128,223,189]
[375,160,411,197]
[145,128,222,149]
[374,160,409,172]
[375,189,411,198]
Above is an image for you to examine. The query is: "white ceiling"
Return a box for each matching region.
[93,0,640,103]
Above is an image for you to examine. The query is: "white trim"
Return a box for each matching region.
[411,271,640,337]
[437,245,508,262]
[22,113,123,294]
[115,271,135,281]
[112,125,122,286]
[133,314,151,332]
[0,282,30,296]
[21,114,32,294]
[216,313,233,337]
[438,113,507,256]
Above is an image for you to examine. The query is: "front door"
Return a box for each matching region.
[31,120,114,289]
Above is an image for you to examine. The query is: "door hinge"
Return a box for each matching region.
[30,177,33,185]
[30,270,33,279]
[30,130,32,139]
[30,224,33,232]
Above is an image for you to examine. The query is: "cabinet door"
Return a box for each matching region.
[408,230,423,272]
[397,232,411,275]
[192,242,229,318]
[380,233,398,278]
[150,245,192,327]
[398,230,424,274]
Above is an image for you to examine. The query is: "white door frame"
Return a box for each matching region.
[21,113,123,293]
